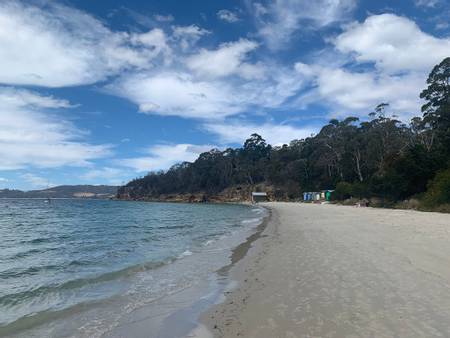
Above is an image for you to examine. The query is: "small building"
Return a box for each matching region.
[252,192,268,203]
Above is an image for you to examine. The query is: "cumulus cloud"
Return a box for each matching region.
[288,14,450,120]
[109,61,307,119]
[249,0,356,50]
[0,1,170,87]
[109,72,243,119]
[295,64,423,118]
[335,14,450,74]
[0,87,111,170]
[204,121,317,146]
[117,144,215,172]
[217,9,240,23]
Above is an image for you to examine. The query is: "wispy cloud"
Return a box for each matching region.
[0,87,111,170]
[217,9,240,23]
[81,167,127,185]
[248,0,356,50]
[414,0,441,8]
[154,14,174,22]
[21,173,52,188]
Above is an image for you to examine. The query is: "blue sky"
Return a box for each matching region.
[1,0,449,190]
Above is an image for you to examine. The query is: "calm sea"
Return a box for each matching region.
[0,199,266,337]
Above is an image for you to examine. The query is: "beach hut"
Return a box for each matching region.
[251,192,268,203]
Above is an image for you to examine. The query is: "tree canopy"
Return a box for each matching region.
[118,58,450,209]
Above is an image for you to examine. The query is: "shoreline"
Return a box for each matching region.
[191,205,278,337]
[199,202,450,337]
[97,203,271,338]
[158,206,272,338]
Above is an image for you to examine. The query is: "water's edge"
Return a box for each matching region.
[106,204,271,338]
[157,206,272,338]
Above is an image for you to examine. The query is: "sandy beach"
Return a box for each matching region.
[201,202,450,338]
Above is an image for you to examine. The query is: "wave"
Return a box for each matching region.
[0,260,167,307]
[5,247,58,260]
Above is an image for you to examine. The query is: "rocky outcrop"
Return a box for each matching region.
[116,183,287,203]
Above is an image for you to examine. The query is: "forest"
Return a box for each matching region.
[118,58,450,211]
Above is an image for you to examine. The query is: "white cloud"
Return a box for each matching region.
[250,0,356,50]
[117,144,214,172]
[81,167,127,185]
[294,63,424,119]
[21,174,52,189]
[0,178,8,182]
[109,61,307,119]
[0,1,170,87]
[217,9,240,23]
[288,14,450,120]
[172,25,210,51]
[204,121,317,146]
[334,14,450,74]
[130,28,171,58]
[414,0,441,8]
[109,72,243,119]
[320,68,421,117]
[186,39,264,79]
[0,87,111,170]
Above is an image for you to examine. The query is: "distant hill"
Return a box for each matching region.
[0,185,118,199]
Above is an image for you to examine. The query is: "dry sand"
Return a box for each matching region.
[200,202,450,338]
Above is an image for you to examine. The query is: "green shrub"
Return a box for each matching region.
[334,182,353,200]
[334,181,369,200]
[423,167,450,207]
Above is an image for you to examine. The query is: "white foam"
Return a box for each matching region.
[242,217,262,225]
[177,250,193,259]
[203,239,216,247]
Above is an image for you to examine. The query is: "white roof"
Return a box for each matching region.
[252,192,267,196]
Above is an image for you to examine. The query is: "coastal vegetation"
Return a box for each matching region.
[118,58,450,211]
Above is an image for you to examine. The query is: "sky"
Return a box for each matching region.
[1,0,449,190]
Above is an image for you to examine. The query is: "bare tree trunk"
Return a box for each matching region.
[354,149,364,182]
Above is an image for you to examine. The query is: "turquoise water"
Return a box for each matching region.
[0,199,264,337]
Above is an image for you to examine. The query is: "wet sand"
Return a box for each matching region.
[200,202,450,337]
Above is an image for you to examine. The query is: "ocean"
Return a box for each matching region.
[0,199,267,337]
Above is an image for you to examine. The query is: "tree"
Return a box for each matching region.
[420,57,450,152]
